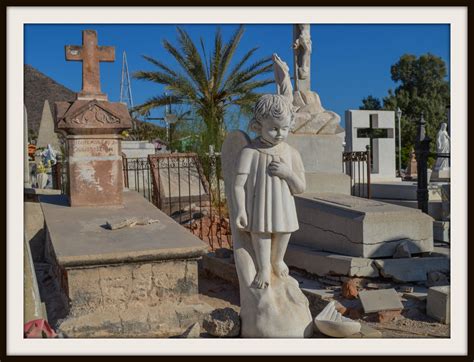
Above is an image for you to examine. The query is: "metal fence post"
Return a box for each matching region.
[415,113,431,214]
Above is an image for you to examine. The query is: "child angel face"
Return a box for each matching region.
[260,115,292,145]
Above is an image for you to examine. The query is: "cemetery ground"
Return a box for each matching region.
[26,196,449,338]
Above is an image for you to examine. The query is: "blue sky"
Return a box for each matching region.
[24,24,450,129]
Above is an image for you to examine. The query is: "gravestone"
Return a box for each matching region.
[41,30,210,337]
[36,100,61,151]
[55,30,132,206]
[345,110,399,181]
[149,154,208,215]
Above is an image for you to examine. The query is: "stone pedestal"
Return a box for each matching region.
[67,135,123,206]
[55,99,132,207]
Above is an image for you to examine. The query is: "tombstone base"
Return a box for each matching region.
[40,191,209,337]
[67,134,124,207]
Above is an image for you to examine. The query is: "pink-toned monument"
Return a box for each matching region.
[55,30,132,206]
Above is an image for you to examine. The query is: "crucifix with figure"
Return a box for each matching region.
[65,29,115,101]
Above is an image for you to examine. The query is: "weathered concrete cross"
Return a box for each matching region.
[65,29,115,100]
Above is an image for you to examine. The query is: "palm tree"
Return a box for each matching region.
[132,25,274,153]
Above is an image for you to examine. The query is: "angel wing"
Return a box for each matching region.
[221,130,251,216]
[314,300,361,338]
[220,130,257,286]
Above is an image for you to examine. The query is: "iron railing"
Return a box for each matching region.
[122,156,153,202]
[342,145,371,198]
[51,161,68,194]
[122,153,231,251]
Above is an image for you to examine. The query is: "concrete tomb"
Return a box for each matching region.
[291,192,434,258]
[40,191,209,337]
[40,30,210,338]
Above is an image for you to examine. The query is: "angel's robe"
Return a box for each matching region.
[236,139,304,234]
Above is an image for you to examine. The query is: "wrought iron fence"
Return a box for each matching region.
[122,156,153,202]
[51,161,68,194]
[122,153,231,251]
[342,145,371,198]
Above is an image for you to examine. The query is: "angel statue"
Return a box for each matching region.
[221,94,313,338]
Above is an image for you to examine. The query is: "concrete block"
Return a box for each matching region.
[293,192,434,258]
[427,286,450,324]
[358,289,404,313]
[374,257,450,282]
[285,244,379,277]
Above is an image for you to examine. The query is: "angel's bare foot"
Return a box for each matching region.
[272,261,289,278]
[252,269,271,289]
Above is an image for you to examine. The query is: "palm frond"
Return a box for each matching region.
[216,25,245,91]
[141,55,177,77]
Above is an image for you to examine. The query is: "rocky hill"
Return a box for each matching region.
[24,64,76,133]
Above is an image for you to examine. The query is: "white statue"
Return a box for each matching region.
[272,53,293,104]
[293,24,312,82]
[433,122,450,172]
[222,94,313,337]
[272,52,342,135]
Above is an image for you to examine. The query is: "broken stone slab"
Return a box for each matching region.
[374,257,450,283]
[284,244,379,278]
[203,308,240,338]
[402,286,429,302]
[105,217,160,230]
[292,192,434,258]
[359,289,404,314]
[427,286,450,324]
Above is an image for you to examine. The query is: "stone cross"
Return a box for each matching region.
[345,110,397,180]
[65,30,115,101]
